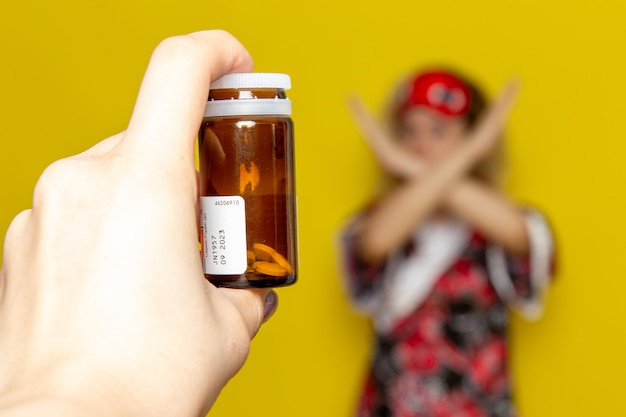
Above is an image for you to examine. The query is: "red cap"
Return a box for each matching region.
[398,71,471,117]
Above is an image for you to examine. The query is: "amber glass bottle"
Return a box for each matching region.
[198,73,297,288]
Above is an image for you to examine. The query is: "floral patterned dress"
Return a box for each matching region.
[340,210,554,417]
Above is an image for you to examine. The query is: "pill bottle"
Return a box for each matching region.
[198,73,297,288]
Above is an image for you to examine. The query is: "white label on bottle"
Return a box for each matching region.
[200,196,247,275]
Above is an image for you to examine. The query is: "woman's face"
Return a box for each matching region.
[398,107,468,164]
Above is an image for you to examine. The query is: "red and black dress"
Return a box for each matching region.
[340,210,554,417]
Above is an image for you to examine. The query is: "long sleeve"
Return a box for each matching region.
[338,212,391,314]
[486,209,556,320]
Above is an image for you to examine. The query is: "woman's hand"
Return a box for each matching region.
[346,93,426,179]
[347,80,519,180]
[0,30,276,417]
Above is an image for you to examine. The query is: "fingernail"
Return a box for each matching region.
[263,290,278,323]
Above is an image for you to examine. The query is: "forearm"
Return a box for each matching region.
[0,378,113,417]
[0,338,225,417]
[0,373,221,417]
[0,398,104,417]
[358,143,478,262]
[444,179,529,255]
[0,365,137,417]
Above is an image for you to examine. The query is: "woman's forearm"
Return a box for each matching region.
[358,141,480,262]
[444,179,529,255]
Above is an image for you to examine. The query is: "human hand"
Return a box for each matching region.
[347,80,518,180]
[0,30,276,417]
[464,79,520,161]
[346,93,426,179]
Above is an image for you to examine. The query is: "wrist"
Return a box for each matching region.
[0,396,102,417]
[0,361,145,417]
[438,140,481,182]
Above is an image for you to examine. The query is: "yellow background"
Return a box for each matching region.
[1,0,624,415]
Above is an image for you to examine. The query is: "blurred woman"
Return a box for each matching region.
[340,69,555,417]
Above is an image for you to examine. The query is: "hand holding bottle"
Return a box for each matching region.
[0,30,276,417]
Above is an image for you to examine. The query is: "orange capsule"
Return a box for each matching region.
[253,261,288,277]
[253,242,276,262]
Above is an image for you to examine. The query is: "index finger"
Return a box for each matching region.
[122,30,253,167]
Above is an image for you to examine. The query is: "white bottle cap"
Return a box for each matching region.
[204,73,292,117]
[210,73,291,90]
